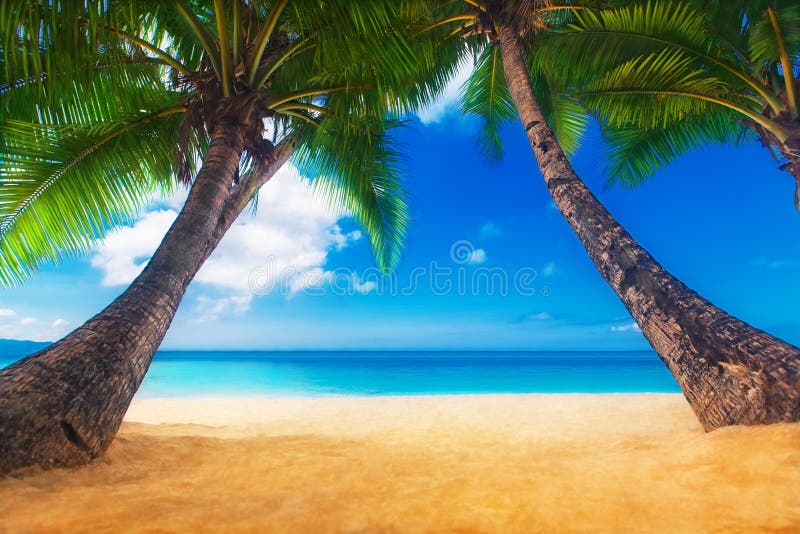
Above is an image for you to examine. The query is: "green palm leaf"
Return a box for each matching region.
[600,110,746,187]
[526,56,589,158]
[0,108,187,286]
[0,0,443,283]
[528,0,800,195]
[460,45,518,162]
[459,42,589,161]
[293,116,409,270]
[750,4,800,66]
[0,43,195,285]
[532,0,777,109]
[580,48,744,129]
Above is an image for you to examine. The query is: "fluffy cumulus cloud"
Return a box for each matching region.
[350,275,377,295]
[195,167,361,294]
[91,209,178,286]
[0,307,70,341]
[90,163,371,321]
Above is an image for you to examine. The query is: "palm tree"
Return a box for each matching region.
[411,0,800,430]
[532,0,800,210]
[0,0,429,473]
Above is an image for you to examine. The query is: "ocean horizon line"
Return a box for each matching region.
[1,349,677,399]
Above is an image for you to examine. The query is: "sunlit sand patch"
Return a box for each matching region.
[1,394,798,533]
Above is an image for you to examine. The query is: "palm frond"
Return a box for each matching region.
[460,44,517,162]
[2,61,171,124]
[750,4,800,66]
[0,0,110,89]
[600,109,747,187]
[0,108,188,286]
[581,48,759,129]
[0,0,461,281]
[527,61,589,157]
[292,116,409,271]
[531,0,770,105]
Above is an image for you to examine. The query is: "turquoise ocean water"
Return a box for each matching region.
[0,350,680,398]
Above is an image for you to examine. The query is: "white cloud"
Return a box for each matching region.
[610,322,641,333]
[416,61,472,125]
[467,248,487,265]
[0,308,71,342]
[352,278,377,295]
[542,262,556,277]
[479,221,502,239]
[332,229,362,251]
[144,184,189,212]
[91,163,367,320]
[90,209,177,286]
[192,295,252,323]
[158,185,190,211]
[193,165,359,294]
[286,267,333,296]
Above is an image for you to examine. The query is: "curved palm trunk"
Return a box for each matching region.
[497,26,800,431]
[779,145,800,212]
[0,117,291,474]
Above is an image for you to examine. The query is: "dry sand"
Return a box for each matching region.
[0,394,798,533]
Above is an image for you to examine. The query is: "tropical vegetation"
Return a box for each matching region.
[406,0,800,430]
[0,0,441,473]
[533,0,800,210]
[0,0,798,475]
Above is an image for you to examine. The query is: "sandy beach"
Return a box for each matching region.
[1,394,798,533]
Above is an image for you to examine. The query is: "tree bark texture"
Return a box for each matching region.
[497,25,800,431]
[0,116,292,474]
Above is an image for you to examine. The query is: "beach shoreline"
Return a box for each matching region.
[1,393,798,532]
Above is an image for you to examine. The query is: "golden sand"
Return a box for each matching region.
[1,394,798,533]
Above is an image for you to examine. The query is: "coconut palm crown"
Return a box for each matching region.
[530,0,800,209]
[0,0,435,286]
[406,0,593,161]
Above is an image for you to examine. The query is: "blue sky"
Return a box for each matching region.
[1,86,800,350]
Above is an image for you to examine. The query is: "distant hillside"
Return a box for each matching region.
[0,339,50,359]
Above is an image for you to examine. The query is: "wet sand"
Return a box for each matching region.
[1,394,798,533]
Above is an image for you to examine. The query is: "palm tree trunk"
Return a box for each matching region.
[778,144,800,212]
[496,25,800,431]
[0,117,291,474]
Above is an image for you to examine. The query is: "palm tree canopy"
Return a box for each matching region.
[0,0,438,286]
[401,1,592,163]
[529,0,800,190]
